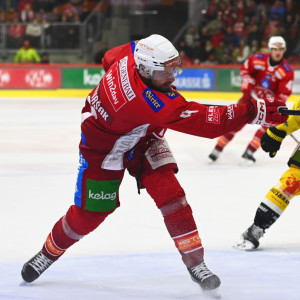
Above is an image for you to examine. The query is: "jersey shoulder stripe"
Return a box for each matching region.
[253,53,266,59]
[130,40,137,53]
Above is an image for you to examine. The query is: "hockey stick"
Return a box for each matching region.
[278,107,300,116]
[290,133,299,143]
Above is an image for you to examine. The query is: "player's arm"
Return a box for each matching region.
[148,91,287,139]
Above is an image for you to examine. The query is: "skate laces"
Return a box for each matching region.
[190,262,213,282]
[29,252,53,275]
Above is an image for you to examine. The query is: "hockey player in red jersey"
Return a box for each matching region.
[208,36,294,164]
[21,34,288,295]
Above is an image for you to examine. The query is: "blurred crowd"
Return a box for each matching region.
[177,0,300,65]
[0,0,99,49]
[2,0,300,65]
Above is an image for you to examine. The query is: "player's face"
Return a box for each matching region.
[270,48,285,62]
[151,70,176,92]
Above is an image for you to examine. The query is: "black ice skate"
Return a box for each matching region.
[208,149,221,163]
[233,224,265,251]
[21,250,54,283]
[241,149,256,165]
[188,262,221,293]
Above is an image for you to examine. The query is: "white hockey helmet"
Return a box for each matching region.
[268,36,286,50]
[134,34,182,80]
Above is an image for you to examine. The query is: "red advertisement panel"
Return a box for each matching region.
[0,68,61,89]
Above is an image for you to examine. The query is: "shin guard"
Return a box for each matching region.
[43,205,110,260]
[142,170,204,268]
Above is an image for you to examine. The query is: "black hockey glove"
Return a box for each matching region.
[260,127,286,158]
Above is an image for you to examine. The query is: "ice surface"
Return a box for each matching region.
[1,97,300,299]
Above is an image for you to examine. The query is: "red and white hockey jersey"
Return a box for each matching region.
[241,52,294,102]
[80,41,251,170]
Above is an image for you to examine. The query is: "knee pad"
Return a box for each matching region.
[65,204,113,236]
[141,169,185,208]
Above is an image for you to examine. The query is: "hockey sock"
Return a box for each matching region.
[142,169,203,268]
[215,131,236,152]
[246,126,267,153]
[254,183,291,230]
[43,205,110,261]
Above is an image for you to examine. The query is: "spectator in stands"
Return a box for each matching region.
[47,6,62,22]
[191,39,206,64]
[1,0,18,11]
[244,0,256,22]
[184,25,199,48]
[215,40,227,63]
[25,17,42,48]
[8,16,25,49]
[203,53,218,65]
[218,0,236,28]
[40,52,50,63]
[94,42,109,64]
[177,39,192,58]
[179,49,193,67]
[223,26,240,48]
[18,0,33,12]
[259,39,269,53]
[233,38,250,63]
[247,24,263,48]
[211,28,224,48]
[270,0,285,20]
[4,7,19,22]
[14,39,41,63]
[285,13,299,58]
[233,15,245,39]
[203,40,215,62]
[249,40,259,55]
[20,3,35,22]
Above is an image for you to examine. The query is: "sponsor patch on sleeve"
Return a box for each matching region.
[206,106,220,124]
[142,88,165,112]
[282,63,291,73]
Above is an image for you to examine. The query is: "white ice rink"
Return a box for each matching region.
[1,97,300,300]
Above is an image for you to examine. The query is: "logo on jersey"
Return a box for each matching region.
[165,91,179,99]
[180,110,199,118]
[119,56,136,101]
[261,79,270,89]
[104,68,127,111]
[282,63,291,73]
[142,88,165,112]
[254,53,265,59]
[206,106,220,124]
[227,104,235,120]
[85,179,119,212]
[89,90,114,125]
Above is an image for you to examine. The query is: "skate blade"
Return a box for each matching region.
[233,238,256,251]
[208,159,216,165]
[20,281,32,286]
[202,287,221,299]
[239,158,254,166]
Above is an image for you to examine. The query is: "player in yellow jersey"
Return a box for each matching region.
[234,99,300,250]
